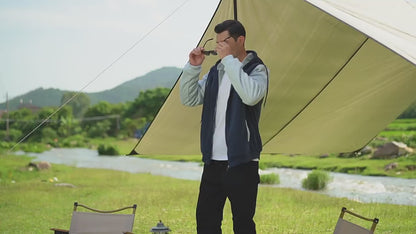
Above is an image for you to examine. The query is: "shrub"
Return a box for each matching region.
[260,173,280,184]
[19,143,49,153]
[62,134,88,148]
[97,144,120,156]
[0,141,12,153]
[87,121,111,138]
[0,129,23,142]
[302,170,331,190]
[40,127,59,145]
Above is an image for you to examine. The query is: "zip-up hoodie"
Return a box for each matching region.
[180,51,268,167]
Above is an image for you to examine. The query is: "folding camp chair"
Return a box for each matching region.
[334,207,379,234]
[50,202,137,234]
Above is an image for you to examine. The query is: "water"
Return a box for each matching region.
[16,148,202,181]
[16,148,416,206]
[263,168,416,206]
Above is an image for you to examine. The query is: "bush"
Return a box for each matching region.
[87,121,111,138]
[40,127,58,143]
[302,170,331,190]
[97,144,120,156]
[19,143,49,153]
[260,173,280,184]
[62,134,88,148]
[0,129,22,142]
[0,141,13,153]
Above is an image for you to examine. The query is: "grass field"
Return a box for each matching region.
[1,154,416,233]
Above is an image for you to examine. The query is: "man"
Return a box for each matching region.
[180,19,268,234]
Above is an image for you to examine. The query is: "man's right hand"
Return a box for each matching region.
[189,47,205,66]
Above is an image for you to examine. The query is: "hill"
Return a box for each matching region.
[0,67,181,111]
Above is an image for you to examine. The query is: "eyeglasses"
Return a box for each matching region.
[218,36,232,43]
[201,38,217,56]
[201,36,233,55]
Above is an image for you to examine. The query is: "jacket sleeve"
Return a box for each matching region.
[221,55,268,106]
[180,62,208,106]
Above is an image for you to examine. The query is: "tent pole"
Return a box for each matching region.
[233,0,237,20]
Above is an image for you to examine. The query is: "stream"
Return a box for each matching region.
[16,148,416,206]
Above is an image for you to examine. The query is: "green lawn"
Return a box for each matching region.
[1,119,415,232]
[1,154,415,233]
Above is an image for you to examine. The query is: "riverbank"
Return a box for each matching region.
[6,136,416,179]
[14,148,416,206]
[135,152,416,179]
[109,137,416,179]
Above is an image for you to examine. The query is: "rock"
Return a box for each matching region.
[36,161,51,170]
[384,162,398,171]
[338,146,373,158]
[54,183,76,188]
[319,154,329,158]
[360,146,373,155]
[406,165,416,171]
[28,161,51,170]
[27,162,37,169]
[372,141,413,159]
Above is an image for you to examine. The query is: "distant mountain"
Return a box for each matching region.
[0,67,182,111]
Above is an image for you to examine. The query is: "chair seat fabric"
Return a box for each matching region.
[334,218,372,234]
[69,211,134,234]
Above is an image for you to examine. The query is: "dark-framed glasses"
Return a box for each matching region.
[201,38,217,56]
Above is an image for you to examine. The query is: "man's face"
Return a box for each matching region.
[216,31,237,56]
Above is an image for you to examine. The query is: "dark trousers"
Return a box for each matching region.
[196,160,260,234]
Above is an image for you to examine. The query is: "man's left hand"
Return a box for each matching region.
[216,42,232,59]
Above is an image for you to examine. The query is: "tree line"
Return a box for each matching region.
[0,88,170,145]
[1,87,415,146]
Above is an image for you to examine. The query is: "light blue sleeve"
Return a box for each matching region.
[179,62,208,106]
[221,55,268,106]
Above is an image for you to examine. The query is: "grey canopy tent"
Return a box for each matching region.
[131,0,416,156]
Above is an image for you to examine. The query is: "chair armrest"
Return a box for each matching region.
[50,228,69,234]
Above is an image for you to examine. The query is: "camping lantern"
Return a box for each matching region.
[150,220,171,233]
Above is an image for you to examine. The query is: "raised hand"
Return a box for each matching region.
[189,47,205,66]
[215,41,232,59]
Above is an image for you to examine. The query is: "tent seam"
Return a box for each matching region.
[262,37,370,149]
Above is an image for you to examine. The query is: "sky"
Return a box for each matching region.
[0,0,219,103]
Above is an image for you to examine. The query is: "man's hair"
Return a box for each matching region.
[214,20,246,40]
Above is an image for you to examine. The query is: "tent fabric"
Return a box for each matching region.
[307,0,416,66]
[134,0,416,156]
